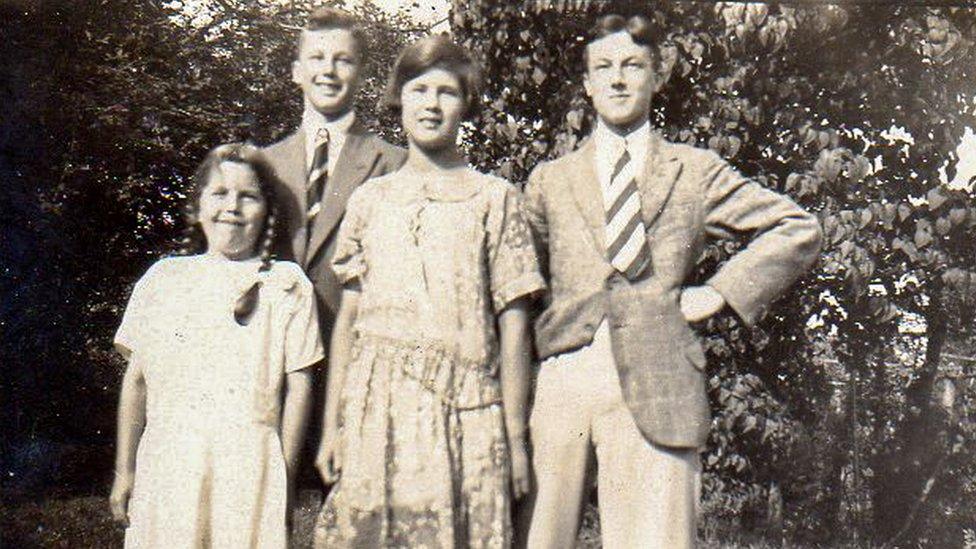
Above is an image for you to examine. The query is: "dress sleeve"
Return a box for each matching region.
[283,275,325,373]
[486,183,547,313]
[331,187,370,286]
[523,164,550,261]
[113,260,163,360]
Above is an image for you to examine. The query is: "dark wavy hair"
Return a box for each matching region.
[383,34,483,120]
[179,142,282,325]
[584,13,661,67]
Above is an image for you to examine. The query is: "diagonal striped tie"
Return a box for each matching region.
[306,127,330,220]
[603,144,652,279]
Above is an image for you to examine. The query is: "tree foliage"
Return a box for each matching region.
[4,0,976,545]
[453,1,976,545]
[1,0,420,496]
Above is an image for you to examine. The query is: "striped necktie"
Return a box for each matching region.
[306,127,329,220]
[603,143,652,279]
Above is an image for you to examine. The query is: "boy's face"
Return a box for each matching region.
[292,28,362,117]
[583,30,659,131]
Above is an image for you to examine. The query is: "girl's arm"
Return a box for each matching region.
[110,357,147,525]
[315,287,360,484]
[280,367,313,529]
[498,296,533,500]
[280,369,313,478]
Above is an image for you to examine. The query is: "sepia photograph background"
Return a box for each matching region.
[3,0,976,547]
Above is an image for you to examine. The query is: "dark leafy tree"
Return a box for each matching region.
[453,1,976,545]
[0,0,421,497]
[4,0,976,545]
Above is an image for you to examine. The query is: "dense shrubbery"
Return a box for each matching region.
[3,1,976,546]
[1,0,419,496]
[453,1,976,545]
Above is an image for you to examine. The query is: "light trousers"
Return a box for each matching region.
[526,321,700,549]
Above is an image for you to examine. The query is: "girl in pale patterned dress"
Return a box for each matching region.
[313,35,545,548]
[109,144,324,548]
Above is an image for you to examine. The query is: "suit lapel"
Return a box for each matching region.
[568,138,608,256]
[306,123,380,264]
[273,131,310,264]
[638,132,682,229]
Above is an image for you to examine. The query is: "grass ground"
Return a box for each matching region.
[1,490,780,548]
[1,493,330,549]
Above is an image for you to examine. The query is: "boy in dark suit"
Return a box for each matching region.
[261,7,405,487]
[523,13,822,548]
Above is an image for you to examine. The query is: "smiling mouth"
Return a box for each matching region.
[418,118,442,128]
[314,82,342,94]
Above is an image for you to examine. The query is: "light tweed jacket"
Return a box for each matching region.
[524,132,822,449]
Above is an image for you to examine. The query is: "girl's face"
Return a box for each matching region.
[198,161,267,260]
[400,67,466,151]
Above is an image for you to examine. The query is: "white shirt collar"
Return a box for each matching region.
[594,118,651,154]
[302,105,356,172]
[594,118,651,187]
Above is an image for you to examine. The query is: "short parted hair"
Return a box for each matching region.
[297,7,369,60]
[384,34,483,120]
[583,13,660,67]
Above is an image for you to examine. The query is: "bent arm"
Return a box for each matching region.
[701,155,823,325]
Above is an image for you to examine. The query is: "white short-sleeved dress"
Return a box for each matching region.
[115,255,324,549]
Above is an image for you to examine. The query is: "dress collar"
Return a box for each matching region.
[399,165,483,203]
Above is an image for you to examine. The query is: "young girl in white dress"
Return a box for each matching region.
[108,143,324,548]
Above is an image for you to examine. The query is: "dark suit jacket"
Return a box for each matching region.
[262,121,406,319]
[524,132,822,449]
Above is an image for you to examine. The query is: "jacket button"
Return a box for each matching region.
[584,322,594,331]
